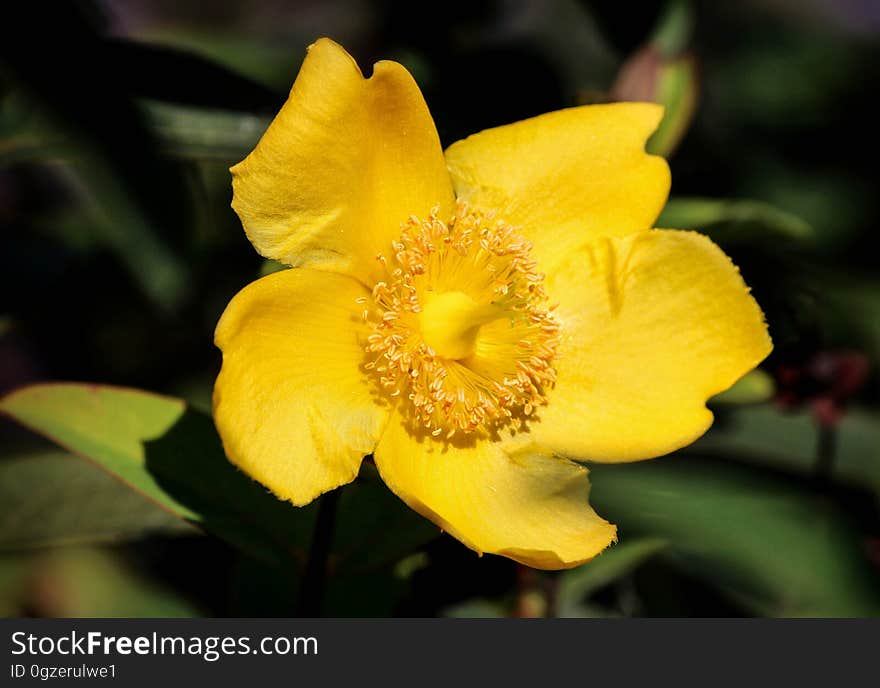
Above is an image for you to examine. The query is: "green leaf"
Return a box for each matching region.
[0,91,190,312]
[650,0,693,58]
[0,548,199,618]
[659,197,813,243]
[590,456,880,617]
[72,157,191,312]
[0,449,194,552]
[710,369,775,405]
[132,28,295,92]
[695,404,880,504]
[443,599,506,619]
[557,537,668,614]
[1,385,196,517]
[0,383,313,565]
[0,383,437,574]
[48,548,200,617]
[0,556,28,617]
[143,101,269,161]
[260,259,289,277]
[647,55,698,158]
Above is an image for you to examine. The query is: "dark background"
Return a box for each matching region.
[1,0,879,617]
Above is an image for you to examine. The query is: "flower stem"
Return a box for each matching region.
[513,564,545,617]
[296,489,341,616]
[814,423,837,489]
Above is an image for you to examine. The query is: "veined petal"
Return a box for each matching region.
[231,38,455,284]
[213,268,388,505]
[445,103,670,272]
[374,412,616,569]
[530,229,772,461]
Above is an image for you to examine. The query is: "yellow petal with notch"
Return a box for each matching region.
[530,229,772,461]
[231,38,455,285]
[445,103,670,272]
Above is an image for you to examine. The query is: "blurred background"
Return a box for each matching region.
[1,0,879,617]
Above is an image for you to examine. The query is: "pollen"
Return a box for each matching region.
[362,202,559,438]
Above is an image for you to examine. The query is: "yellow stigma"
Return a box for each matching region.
[419,291,502,360]
[362,202,559,438]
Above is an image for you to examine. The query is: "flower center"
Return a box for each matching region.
[362,202,559,438]
[418,291,503,360]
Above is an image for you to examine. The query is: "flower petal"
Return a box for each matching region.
[231,38,455,284]
[213,268,388,505]
[445,103,670,271]
[373,412,616,569]
[531,229,772,461]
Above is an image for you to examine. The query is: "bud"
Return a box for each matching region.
[610,0,699,157]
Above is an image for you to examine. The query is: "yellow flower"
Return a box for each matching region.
[213,38,771,570]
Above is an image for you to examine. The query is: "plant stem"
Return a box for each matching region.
[513,564,544,617]
[814,423,837,489]
[296,489,341,617]
[542,573,560,618]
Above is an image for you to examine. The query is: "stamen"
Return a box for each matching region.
[362,202,559,437]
